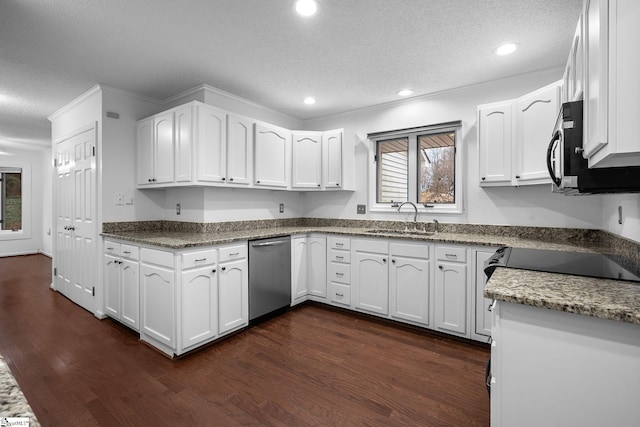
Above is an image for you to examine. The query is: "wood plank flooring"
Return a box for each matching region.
[0,254,490,426]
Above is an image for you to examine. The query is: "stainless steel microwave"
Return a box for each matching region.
[546,100,640,195]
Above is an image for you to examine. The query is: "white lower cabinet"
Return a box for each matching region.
[140,249,176,354]
[389,242,431,326]
[327,236,351,307]
[291,234,328,304]
[180,251,218,351]
[218,245,249,335]
[434,245,469,337]
[352,239,390,315]
[104,241,140,331]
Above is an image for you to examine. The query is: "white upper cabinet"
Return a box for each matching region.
[562,13,585,103]
[515,81,561,184]
[195,104,227,183]
[137,112,175,186]
[478,101,514,186]
[584,0,640,168]
[174,105,193,183]
[323,129,343,189]
[254,122,291,188]
[292,131,322,189]
[478,81,560,187]
[136,118,154,185]
[226,113,253,185]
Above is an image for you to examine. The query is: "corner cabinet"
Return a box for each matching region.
[291,129,346,190]
[478,81,560,187]
[584,0,640,168]
[291,234,327,304]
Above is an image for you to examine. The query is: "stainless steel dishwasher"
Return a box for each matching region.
[248,236,291,322]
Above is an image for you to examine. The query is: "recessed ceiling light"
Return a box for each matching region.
[397,89,413,97]
[303,97,316,105]
[294,0,318,17]
[494,43,519,56]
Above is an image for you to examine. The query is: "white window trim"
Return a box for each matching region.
[0,161,31,241]
[368,121,464,215]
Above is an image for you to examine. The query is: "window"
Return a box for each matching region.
[0,167,22,231]
[370,121,462,214]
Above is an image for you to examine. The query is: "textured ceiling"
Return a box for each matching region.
[0,0,583,152]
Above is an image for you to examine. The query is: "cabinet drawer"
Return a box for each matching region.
[329,262,350,284]
[330,236,351,250]
[219,244,247,262]
[141,247,175,268]
[329,249,351,264]
[435,246,467,263]
[120,244,139,260]
[182,249,217,269]
[104,241,120,256]
[329,283,351,306]
[390,242,430,259]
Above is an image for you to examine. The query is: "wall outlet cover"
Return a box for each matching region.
[357,204,366,214]
[279,203,285,213]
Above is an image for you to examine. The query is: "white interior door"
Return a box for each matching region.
[54,125,97,314]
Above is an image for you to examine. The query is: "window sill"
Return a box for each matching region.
[370,204,463,215]
[0,230,29,241]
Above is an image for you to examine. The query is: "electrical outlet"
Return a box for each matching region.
[357,204,366,214]
[279,203,285,213]
[176,203,181,215]
[114,193,124,206]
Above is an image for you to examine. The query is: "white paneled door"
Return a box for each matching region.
[54,124,97,314]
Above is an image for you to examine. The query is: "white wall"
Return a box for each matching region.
[40,148,53,256]
[602,194,640,242]
[101,87,164,223]
[0,151,42,256]
[302,68,604,229]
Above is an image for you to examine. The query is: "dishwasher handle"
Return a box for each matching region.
[251,240,288,248]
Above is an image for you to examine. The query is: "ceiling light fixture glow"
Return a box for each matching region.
[494,43,519,56]
[303,97,316,105]
[397,89,413,97]
[294,0,318,17]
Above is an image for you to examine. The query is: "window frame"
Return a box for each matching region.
[0,161,31,241]
[368,121,463,215]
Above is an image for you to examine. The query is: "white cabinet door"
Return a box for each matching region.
[389,252,430,326]
[254,122,290,188]
[514,81,560,185]
[153,111,175,184]
[174,105,193,183]
[141,263,175,349]
[323,130,343,189]
[226,113,253,185]
[218,258,248,334]
[292,132,322,189]
[136,118,154,185]
[120,258,140,330]
[434,261,467,335]
[352,240,389,315]
[181,265,218,349]
[307,236,327,298]
[291,237,308,302]
[104,253,120,319]
[478,101,513,186]
[196,105,227,183]
[474,250,494,338]
[584,0,609,159]
[564,13,585,103]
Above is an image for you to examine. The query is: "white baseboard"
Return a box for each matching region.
[0,250,39,257]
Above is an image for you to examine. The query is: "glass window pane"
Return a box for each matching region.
[377,138,408,203]
[1,172,22,231]
[418,133,455,204]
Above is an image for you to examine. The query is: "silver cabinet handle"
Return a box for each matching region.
[488,300,497,312]
[445,253,457,259]
[336,293,344,297]
[252,241,286,247]
[195,258,206,262]
[229,252,240,256]
[336,242,344,247]
[123,251,131,255]
[335,255,344,260]
[336,272,344,277]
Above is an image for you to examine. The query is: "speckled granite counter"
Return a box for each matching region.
[484,268,640,325]
[0,354,40,425]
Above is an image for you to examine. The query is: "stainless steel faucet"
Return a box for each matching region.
[397,201,418,223]
[433,219,439,234]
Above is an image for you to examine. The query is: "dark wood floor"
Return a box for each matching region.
[0,254,490,426]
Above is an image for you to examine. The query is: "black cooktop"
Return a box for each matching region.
[484,247,640,283]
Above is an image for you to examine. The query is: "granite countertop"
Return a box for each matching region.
[101,226,604,252]
[484,267,640,325]
[0,354,40,426]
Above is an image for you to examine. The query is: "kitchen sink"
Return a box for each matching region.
[366,228,435,236]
